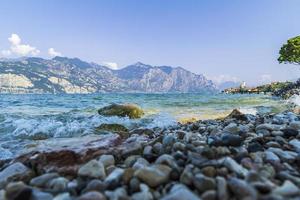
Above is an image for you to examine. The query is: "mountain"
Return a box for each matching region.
[0,57,217,93]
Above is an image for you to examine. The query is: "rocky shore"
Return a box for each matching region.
[0,107,300,200]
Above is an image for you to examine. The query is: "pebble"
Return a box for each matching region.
[227,177,257,200]
[161,184,200,200]
[78,191,107,200]
[78,159,106,180]
[222,157,248,177]
[5,181,32,200]
[104,168,124,189]
[193,174,216,194]
[155,154,179,170]
[132,158,150,169]
[267,147,297,162]
[273,180,300,197]
[99,155,115,168]
[53,192,72,200]
[30,173,59,188]
[134,164,171,187]
[48,177,69,191]
[31,189,53,200]
[216,176,229,200]
[83,181,105,194]
[0,162,33,189]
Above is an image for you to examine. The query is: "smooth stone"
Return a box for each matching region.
[216,176,229,200]
[78,159,106,180]
[5,181,32,200]
[122,168,134,184]
[129,177,140,193]
[124,155,140,167]
[53,192,72,200]
[155,154,179,170]
[161,184,200,200]
[0,190,5,200]
[282,128,298,138]
[0,162,33,189]
[289,139,300,153]
[131,184,153,200]
[223,123,239,134]
[152,142,163,155]
[247,142,264,152]
[267,147,297,162]
[227,177,257,200]
[48,177,69,191]
[173,142,186,151]
[162,135,176,147]
[105,187,129,200]
[30,173,59,188]
[104,168,124,189]
[201,166,216,177]
[135,164,172,187]
[132,158,150,170]
[31,190,53,200]
[273,180,300,197]
[220,134,243,147]
[271,131,284,137]
[99,155,115,168]
[201,190,217,200]
[264,151,280,163]
[83,179,106,193]
[256,124,282,131]
[193,174,216,194]
[289,121,300,130]
[78,191,107,200]
[222,157,248,177]
[180,165,194,186]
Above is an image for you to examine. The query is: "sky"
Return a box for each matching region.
[0,0,300,86]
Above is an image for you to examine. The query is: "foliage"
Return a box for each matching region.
[278,36,300,64]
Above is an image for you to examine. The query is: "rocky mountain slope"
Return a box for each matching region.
[0,57,217,93]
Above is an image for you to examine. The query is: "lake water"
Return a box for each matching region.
[0,93,288,160]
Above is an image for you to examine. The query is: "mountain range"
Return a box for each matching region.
[0,57,217,93]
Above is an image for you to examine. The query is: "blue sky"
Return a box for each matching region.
[0,0,300,85]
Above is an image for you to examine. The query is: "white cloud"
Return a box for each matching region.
[48,48,62,57]
[209,74,240,84]
[102,62,118,70]
[8,34,21,46]
[1,50,11,57]
[1,33,40,57]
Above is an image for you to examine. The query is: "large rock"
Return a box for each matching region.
[225,109,247,121]
[0,162,33,189]
[98,104,144,119]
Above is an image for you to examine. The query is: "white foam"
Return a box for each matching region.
[239,107,257,115]
[287,94,300,106]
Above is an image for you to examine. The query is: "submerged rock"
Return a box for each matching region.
[95,124,128,133]
[98,104,144,119]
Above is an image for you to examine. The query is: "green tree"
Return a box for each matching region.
[278,36,300,65]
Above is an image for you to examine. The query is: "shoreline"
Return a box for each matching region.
[0,108,299,199]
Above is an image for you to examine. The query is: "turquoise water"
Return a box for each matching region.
[0,93,288,159]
